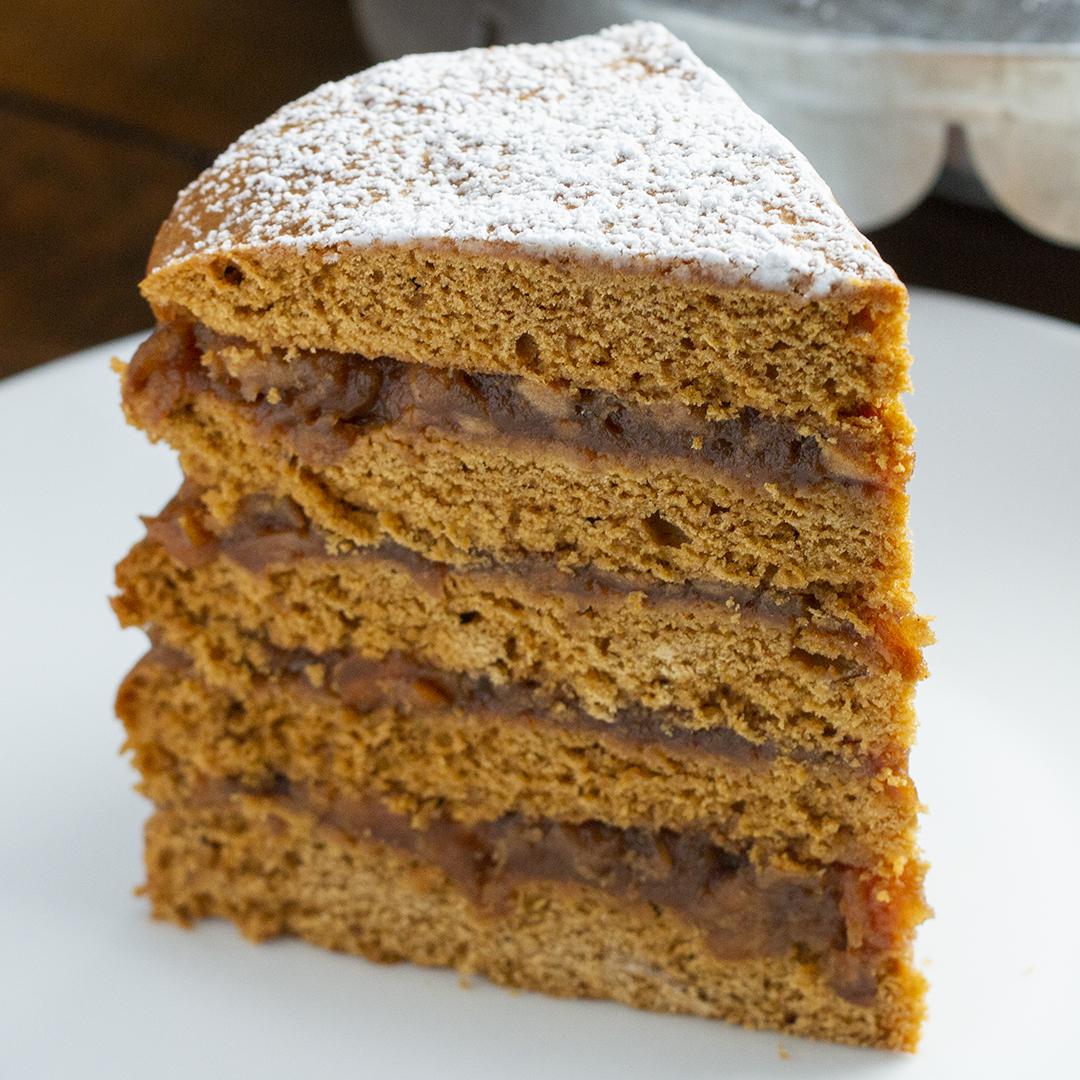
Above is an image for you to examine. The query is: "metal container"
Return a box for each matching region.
[353,0,1080,245]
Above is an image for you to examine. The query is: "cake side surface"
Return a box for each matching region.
[113,497,923,768]
[141,250,911,457]
[112,19,929,1054]
[119,645,921,873]
[143,794,926,1052]
[119,321,923,614]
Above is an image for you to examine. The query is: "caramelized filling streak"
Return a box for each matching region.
[141,483,923,725]
[147,481,836,626]
[126,326,927,1009]
[123,319,895,488]
[149,639,797,770]
[140,489,915,771]
[193,777,926,1007]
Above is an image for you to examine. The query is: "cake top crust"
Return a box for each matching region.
[149,22,895,298]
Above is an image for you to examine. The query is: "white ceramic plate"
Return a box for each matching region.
[2,289,1078,1078]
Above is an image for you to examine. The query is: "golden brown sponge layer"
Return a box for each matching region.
[119,650,919,871]
[149,776,924,1001]
[135,320,912,485]
[142,244,913,449]
[141,481,925,676]
[120,320,918,606]
[113,497,919,764]
[142,791,926,1050]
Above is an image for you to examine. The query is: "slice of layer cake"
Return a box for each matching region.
[112,22,931,1051]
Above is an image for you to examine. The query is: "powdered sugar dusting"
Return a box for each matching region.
[155,22,894,297]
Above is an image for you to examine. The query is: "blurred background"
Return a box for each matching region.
[3,0,1079,379]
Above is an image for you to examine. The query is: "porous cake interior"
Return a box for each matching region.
[113,23,930,1052]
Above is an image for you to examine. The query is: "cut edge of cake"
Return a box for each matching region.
[137,22,913,454]
[113,20,930,1055]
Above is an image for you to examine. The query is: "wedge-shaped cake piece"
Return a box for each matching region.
[114,22,931,1051]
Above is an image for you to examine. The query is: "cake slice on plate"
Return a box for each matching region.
[113,22,931,1050]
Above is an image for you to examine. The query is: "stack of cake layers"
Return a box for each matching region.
[113,23,930,1051]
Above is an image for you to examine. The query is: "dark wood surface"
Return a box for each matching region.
[1,0,364,378]
[3,0,1078,380]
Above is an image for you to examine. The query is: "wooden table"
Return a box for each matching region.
[3,0,1077,379]
[1,0,364,377]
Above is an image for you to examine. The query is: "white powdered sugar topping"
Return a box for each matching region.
[158,22,894,296]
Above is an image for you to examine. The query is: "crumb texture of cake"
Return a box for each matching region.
[119,649,921,871]
[142,796,926,1052]
[113,20,929,1052]
[122,321,918,609]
